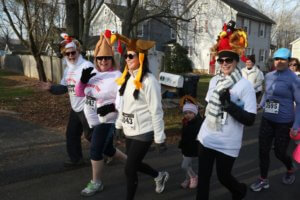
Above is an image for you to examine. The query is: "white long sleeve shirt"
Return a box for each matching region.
[115,71,166,144]
[241,65,264,93]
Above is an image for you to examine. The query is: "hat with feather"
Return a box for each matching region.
[113,33,155,92]
[59,33,81,54]
[210,20,248,63]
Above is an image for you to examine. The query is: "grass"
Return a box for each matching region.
[164,74,212,132]
[0,69,34,106]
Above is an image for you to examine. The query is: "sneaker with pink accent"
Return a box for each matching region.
[189,176,198,189]
[181,179,190,189]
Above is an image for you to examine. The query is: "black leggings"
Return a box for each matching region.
[259,117,293,178]
[197,143,246,200]
[125,138,159,200]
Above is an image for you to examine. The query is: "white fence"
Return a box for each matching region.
[0,55,65,83]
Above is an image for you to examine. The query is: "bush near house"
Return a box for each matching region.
[164,43,193,74]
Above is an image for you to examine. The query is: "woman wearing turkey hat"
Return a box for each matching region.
[196,20,257,200]
[113,34,169,200]
[75,30,127,196]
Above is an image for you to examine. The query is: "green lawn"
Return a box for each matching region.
[164,74,212,132]
[0,69,33,102]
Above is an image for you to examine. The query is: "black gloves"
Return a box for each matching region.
[219,88,256,126]
[97,104,116,116]
[80,67,96,84]
[219,88,231,107]
[156,142,167,154]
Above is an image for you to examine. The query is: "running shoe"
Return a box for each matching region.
[189,176,198,189]
[282,171,295,185]
[250,178,269,192]
[180,179,190,189]
[154,171,169,193]
[80,180,104,196]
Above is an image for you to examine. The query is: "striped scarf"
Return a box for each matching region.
[205,67,242,131]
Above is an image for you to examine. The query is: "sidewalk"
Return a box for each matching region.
[0,113,299,200]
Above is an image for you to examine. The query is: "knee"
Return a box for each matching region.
[90,145,104,161]
[124,162,136,177]
[274,148,285,160]
[217,172,231,186]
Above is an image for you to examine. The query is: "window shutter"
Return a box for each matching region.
[258,23,261,37]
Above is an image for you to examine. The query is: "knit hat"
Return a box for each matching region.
[246,55,256,64]
[94,30,114,57]
[60,33,81,54]
[210,20,248,63]
[113,33,155,90]
[183,103,198,115]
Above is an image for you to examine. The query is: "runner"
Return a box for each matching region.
[39,33,93,167]
[196,20,257,200]
[75,30,127,196]
[114,33,169,200]
[250,48,300,191]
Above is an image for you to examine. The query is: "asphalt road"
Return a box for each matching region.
[0,113,299,200]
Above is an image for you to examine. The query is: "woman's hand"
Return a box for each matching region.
[80,67,96,84]
[290,128,298,137]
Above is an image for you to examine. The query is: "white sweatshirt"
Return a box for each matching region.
[60,55,94,112]
[241,65,264,93]
[115,71,166,144]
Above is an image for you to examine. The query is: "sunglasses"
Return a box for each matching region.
[96,56,112,61]
[289,63,297,67]
[274,58,287,61]
[124,53,137,60]
[217,58,234,64]
[65,51,76,56]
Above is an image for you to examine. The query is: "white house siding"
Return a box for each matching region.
[177,0,237,73]
[237,16,272,72]
[90,4,122,36]
[291,38,300,60]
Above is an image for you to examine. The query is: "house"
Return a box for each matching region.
[4,42,30,55]
[176,0,275,74]
[290,37,300,60]
[90,3,175,52]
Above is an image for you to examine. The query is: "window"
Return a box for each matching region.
[137,23,144,37]
[243,18,250,35]
[259,49,265,62]
[246,48,252,56]
[171,28,176,39]
[258,23,265,37]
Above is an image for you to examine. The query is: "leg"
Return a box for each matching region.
[215,151,246,200]
[66,110,83,162]
[258,117,275,178]
[77,111,92,142]
[196,143,215,200]
[273,122,293,171]
[90,124,112,182]
[125,138,157,200]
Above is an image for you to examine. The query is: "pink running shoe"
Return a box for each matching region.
[189,176,198,189]
[181,179,190,189]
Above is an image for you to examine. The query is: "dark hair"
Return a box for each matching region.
[289,57,300,71]
[119,54,150,100]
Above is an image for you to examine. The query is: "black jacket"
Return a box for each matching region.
[178,114,203,157]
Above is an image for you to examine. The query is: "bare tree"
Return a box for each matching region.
[1,0,60,81]
[243,0,300,47]
[65,0,104,54]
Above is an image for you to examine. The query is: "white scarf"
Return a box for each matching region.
[205,67,242,131]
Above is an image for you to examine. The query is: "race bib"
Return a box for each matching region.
[85,96,96,111]
[122,112,135,129]
[221,111,228,125]
[264,100,280,114]
[67,85,76,96]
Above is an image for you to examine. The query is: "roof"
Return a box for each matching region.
[6,42,30,54]
[290,37,300,45]
[221,0,275,24]
[105,3,128,20]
